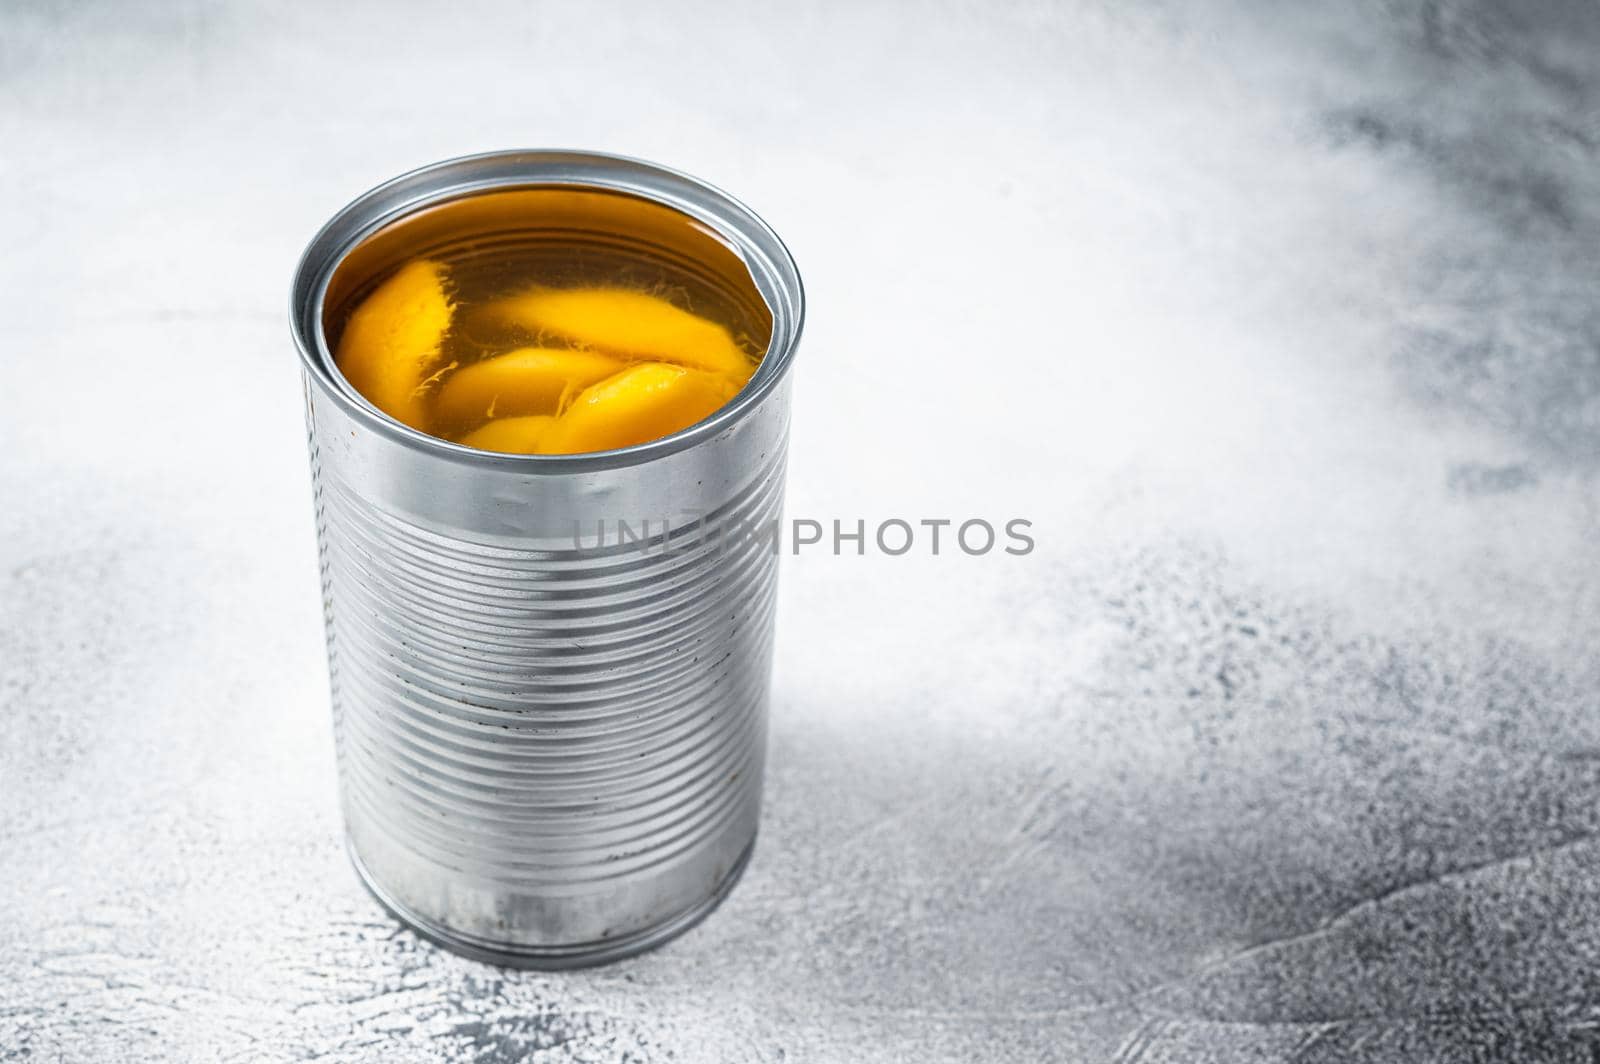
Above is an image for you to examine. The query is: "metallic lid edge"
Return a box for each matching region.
[289,149,805,474]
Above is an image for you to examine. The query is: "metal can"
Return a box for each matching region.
[289,151,804,967]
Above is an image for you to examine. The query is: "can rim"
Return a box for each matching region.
[289,149,804,473]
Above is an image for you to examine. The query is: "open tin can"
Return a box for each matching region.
[289,151,803,967]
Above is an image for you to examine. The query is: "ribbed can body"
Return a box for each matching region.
[306,376,788,964]
[291,151,803,967]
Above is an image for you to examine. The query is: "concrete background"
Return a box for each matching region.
[3,0,1599,1060]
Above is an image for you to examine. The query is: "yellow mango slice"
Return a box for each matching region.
[334,260,453,430]
[457,415,556,455]
[536,363,741,455]
[492,287,756,379]
[432,347,623,429]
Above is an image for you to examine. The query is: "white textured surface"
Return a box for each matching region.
[4,1,1600,1060]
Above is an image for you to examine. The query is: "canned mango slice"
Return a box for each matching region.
[456,415,557,454]
[335,264,759,453]
[433,347,623,428]
[494,287,756,379]
[536,363,741,455]
[334,259,453,430]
